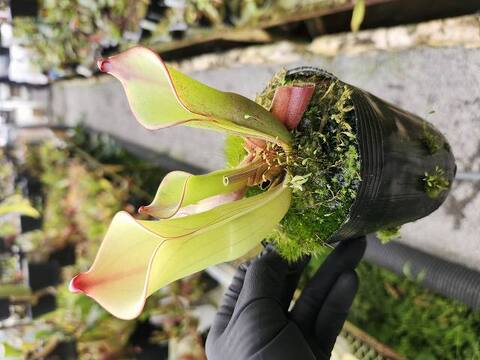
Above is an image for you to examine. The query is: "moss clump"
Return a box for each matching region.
[376,226,401,243]
[348,262,480,359]
[423,166,449,199]
[255,68,287,110]
[258,71,361,261]
[225,70,361,261]
[422,123,443,154]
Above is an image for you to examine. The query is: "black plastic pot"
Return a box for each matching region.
[0,47,9,80]
[48,244,76,267]
[0,237,10,253]
[31,293,57,318]
[10,0,39,17]
[28,261,61,291]
[199,271,219,294]
[47,340,77,360]
[25,175,44,200]
[0,298,11,320]
[129,321,169,360]
[20,215,43,233]
[285,67,456,243]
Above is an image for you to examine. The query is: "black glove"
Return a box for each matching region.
[206,237,366,360]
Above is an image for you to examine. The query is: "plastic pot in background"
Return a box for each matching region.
[27,261,61,291]
[0,298,11,320]
[25,176,44,200]
[20,215,43,233]
[129,321,169,360]
[48,244,76,267]
[31,293,57,318]
[0,237,10,253]
[140,0,169,40]
[285,68,456,243]
[10,0,39,17]
[16,172,44,201]
[47,340,77,360]
[0,47,9,80]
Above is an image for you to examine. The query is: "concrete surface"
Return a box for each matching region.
[50,15,480,272]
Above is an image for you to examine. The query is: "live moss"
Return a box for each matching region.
[423,166,449,199]
[422,123,443,154]
[349,262,480,359]
[255,68,287,110]
[258,70,361,261]
[376,226,401,243]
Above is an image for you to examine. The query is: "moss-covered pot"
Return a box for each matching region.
[285,67,456,243]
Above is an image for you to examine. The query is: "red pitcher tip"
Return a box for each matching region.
[138,206,147,214]
[271,85,315,130]
[69,274,85,293]
[97,59,112,73]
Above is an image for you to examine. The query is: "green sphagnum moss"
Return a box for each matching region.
[423,166,449,199]
[225,71,362,261]
[422,123,443,154]
[349,262,480,359]
[376,226,401,243]
[259,71,361,261]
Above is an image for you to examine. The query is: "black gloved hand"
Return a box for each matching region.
[206,237,366,360]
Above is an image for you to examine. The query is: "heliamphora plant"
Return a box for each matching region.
[70,46,300,320]
[71,46,455,320]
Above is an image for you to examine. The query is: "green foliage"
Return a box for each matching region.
[349,262,480,359]
[224,135,247,168]
[255,68,286,111]
[22,141,129,262]
[0,194,40,218]
[350,0,365,32]
[423,166,449,199]
[13,0,147,74]
[257,71,361,260]
[0,149,14,196]
[422,124,443,154]
[70,125,167,199]
[376,226,401,243]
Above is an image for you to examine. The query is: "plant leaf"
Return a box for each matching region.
[138,166,248,219]
[99,46,292,148]
[351,0,365,32]
[224,135,247,168]
[70,182,291,320]
[0,195,40,218]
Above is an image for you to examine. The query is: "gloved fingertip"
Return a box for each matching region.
[285,255,310,277]
[329,236,366,270]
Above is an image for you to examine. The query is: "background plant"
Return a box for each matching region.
[307,254,480,359]
[13,0,148,75]
[1,130,211,358]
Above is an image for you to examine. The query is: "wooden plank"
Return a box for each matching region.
[150,0,394,57]
[343,321,407,360]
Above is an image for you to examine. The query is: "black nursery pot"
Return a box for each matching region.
[10,0,39,17]
[0,237,10,253]
[48,341,77,360]
[20,215,43,233]
[48,244,76,267]
[285,67,456,243]
[31,293,57,318]
[28,261,61,291]
[0,298,11,320]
